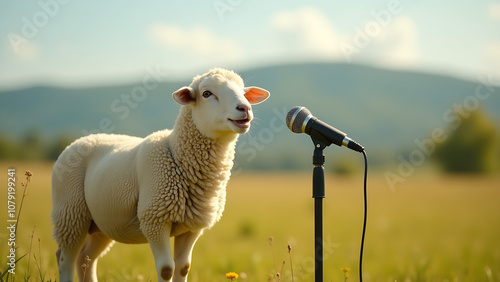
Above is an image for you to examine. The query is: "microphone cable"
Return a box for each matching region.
[359,150,368,282]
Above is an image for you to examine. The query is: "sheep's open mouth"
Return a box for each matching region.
[229,118,251,128]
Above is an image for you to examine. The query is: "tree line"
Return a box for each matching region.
[1,108,499,173]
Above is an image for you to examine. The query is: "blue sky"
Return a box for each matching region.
[1,0,499,90]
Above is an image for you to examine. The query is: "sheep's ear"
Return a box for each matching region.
[173,87,195,105]
[244,87,270,105]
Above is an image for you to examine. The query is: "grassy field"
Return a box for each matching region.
[1,162,499,281]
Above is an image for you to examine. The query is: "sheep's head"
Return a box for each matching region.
[173,68,270,140]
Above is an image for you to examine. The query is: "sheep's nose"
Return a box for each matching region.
[236,105,250,114]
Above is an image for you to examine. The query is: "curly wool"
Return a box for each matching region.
[139,106,236,240]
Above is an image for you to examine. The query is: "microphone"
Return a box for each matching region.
[286,106,364,152]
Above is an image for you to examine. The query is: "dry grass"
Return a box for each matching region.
[0,162,499,281]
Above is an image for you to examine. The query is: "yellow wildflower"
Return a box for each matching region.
[226,272,239,280]
[341,267,351,278]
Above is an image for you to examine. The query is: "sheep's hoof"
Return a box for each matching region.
[161,265,173,280]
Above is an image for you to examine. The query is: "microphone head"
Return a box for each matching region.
[286,106,313,133]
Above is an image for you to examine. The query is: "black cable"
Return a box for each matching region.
[359,149,368,282]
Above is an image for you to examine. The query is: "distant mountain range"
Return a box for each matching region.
[2,63,499,169]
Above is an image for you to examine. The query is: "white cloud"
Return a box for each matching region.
[484,42,500,62]
[489,3,500,19]
[271,7,344,59]
[482,41,500,78]
[270,7,419,69]
[369,16,419,68]
[148,23,242,62]
[14,41,38,60]
[6,32,38,60]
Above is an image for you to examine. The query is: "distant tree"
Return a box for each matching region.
[0,135,18,159]
[330,154,361,175]
[47,135,74,160]
[18,129,46,160]
[433,108,500,173]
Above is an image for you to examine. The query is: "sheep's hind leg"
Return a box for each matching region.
[56,239,87,282]
[147,223,175,282]
[77,229,115,282]
[173,230,202,282]
[57,249,79,282]
[53,206,92,282]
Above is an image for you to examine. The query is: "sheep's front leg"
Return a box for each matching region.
[173,230,203,282]
[148,223,175,282]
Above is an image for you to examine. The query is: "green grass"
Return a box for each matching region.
[1,162,500,281]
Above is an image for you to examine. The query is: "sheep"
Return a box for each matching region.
[51,68,270,282]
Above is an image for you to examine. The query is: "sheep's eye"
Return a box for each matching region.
[202,90,212,98]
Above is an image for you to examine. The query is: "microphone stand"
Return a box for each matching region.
[311,137,328,282]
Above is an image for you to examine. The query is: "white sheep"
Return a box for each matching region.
[51,68,270,282]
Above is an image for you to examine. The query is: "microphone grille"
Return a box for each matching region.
[286,106,312,133]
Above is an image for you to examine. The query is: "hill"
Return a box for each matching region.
[1,63,499,170]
